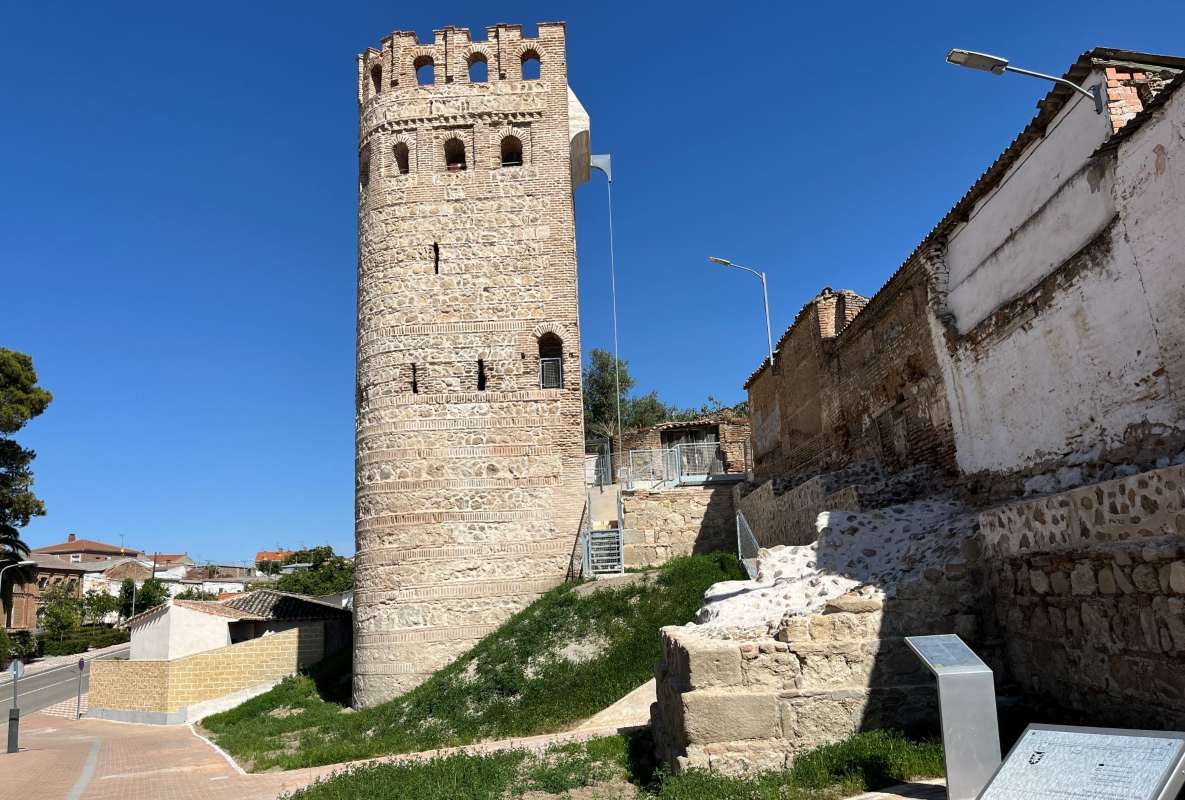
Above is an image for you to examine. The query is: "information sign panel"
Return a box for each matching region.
[980,724,1185,800]
[906,634,989,674]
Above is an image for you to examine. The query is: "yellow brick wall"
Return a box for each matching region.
[90,622,325,714]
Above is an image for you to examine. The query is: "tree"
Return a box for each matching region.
[119,578,168,619]
[582,349,634,441]
[0,348,53,606]
[257,560,281,576]
[174,586,218,601]
[39,584,81,641]
[273,547,354,596]
[82,589,121,626]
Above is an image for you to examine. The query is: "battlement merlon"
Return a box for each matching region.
[357,22,566,103]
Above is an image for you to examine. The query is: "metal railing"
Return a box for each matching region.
[582,528,624,577]
[736,511,759,580]
[623,442,744,489]
[540,358,563,389]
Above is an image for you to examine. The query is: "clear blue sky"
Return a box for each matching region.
[3,1,1182,562]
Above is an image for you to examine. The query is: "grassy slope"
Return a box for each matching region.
[286,729,945,800]
[202,553,745,770]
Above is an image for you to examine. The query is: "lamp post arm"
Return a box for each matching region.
[720,261,775,369]
[1003,65,1105,112]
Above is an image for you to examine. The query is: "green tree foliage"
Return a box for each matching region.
[82,589,121,626]
[174,586,218,601]
[0,348,53,603]
[272,547,354,596]
[257,560,281,576]
[119,578,168,619]
[38,584,82,641]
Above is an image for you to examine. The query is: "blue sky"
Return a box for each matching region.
[3,1,1183,561]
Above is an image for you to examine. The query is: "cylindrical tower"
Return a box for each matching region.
[353,22,589,706]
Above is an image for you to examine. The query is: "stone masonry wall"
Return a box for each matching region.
[353,23,587,705]
[89,624,323,719]
[652,581,982,776]
[983,463,1185,728]
[622,486,735,568]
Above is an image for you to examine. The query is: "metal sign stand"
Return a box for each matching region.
[76,658,86,719]
[7,659,24,754]
[905,634,1001,800]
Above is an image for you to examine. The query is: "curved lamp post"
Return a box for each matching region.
[708,256,775,370]
[946,49,1105,113]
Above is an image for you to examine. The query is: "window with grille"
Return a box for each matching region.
[538,332,563,389]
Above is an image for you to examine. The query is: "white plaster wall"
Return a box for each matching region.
[934,82,1185,473]
[946,69,1115,333]
[130,611,171,660]
[165,604,231,660]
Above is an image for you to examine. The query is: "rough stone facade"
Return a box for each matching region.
[89,623,324,724]
[618,414,752,476]
[622,486,736,568]
[983,463,1185,729]
[353,22,589,705]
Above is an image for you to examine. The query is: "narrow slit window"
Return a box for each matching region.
[410,363,419,394]
[432,242,440,274]
[393,142,410,175]
[359,146,371,191]
[477,359,487,391]
[370,64,383,95]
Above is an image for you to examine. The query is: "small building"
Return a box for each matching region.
[32,533,141,563]
[254,549,293,567]
[125,589,351,661]
[4,554,86,630]
[616,413,751,489]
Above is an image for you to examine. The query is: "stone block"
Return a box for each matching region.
[685,640,743,689]
[1071,563,1098,595]
[682,690,780,744]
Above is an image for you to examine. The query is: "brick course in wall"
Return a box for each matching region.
[353,23,588,705]
[89,624,324,723]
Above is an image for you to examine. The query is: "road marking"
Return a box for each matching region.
[66,737,101,800]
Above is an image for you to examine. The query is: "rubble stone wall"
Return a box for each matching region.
[983,463,1185,728]
[353,23,587,705]
[622,486,735,568]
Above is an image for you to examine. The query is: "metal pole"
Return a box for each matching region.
[759,271,774,369]
[7,666,17,754]
[76,662,84,719]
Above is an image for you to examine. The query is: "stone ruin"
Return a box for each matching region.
[651,466,988,775]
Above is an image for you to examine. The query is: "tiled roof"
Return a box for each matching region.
[30,553,87,572]
[172,600,264,620]
[255,550,292,563]
[33,538,139,555]
[222,589,351,620]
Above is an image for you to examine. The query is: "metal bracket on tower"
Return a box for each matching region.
[590,154,612,183]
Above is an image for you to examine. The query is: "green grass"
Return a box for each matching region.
[202,553,745,771]
[285,729,945,800]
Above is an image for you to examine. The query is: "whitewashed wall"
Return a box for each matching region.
[934,76,1185,473]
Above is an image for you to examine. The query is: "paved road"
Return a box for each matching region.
[0,645,129,728]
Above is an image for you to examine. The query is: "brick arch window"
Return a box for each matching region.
[521,49,541,80]
[359,145,371,190]
[393,142,410,175]
[467,52,488,83]
[500,135,523,168]
[444,138,466,172]
[538,332,563,389]
[370,64,383,95]
[414,55,435,86]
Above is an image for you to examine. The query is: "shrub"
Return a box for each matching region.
[37,626,129,657]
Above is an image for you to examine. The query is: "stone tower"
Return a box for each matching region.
[353,22,591,706]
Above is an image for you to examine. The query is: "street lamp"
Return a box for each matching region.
[0,560,36,628]
[946,49,1105,114]
[707,256,775,370]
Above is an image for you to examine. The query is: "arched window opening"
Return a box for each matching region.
[500,136,523,168]
[414,56,435,86]
[432,242,440,274]
[468,54,488,83]
[370,64,383,95]
[477,359,487,391]
[410,363,419,394]
[538,333,563,389]
[393,142,410,175]
[359,146,371,190]
[444,138,466,172]
[521,51,541,80]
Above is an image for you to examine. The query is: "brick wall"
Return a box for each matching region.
[89,623,324,719]
[622,486,736,567]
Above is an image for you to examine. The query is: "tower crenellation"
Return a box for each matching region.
[353,20,589,706]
